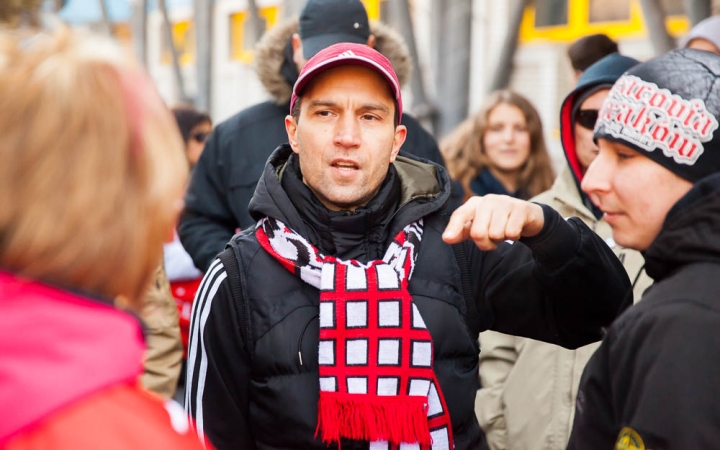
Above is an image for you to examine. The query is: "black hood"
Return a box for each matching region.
[644,172,720,281]
[248,145,451,261]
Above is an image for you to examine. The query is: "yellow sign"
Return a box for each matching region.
[519,0,689,43]
[360,0,384,21]
[230,6,280,63]
[161,20,194,66]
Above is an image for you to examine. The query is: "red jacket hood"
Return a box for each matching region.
[0,271,145,443]
[560,90,584,184]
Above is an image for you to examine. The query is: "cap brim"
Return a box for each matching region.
[302,33,368,60]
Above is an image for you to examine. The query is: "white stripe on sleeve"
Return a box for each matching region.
[193,268,227,443]
[185,259,223,416]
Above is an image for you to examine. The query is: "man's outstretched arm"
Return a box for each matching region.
[444,195,632,349]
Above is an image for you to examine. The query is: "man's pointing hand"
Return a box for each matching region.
[442,195,545,251]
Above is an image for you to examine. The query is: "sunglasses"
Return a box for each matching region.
[192,131,209,143]
[575,109,599,130]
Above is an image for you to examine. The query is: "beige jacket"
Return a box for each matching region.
[139,263,184,398]
[476,166,652,450]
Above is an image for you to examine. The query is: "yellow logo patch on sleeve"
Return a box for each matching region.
[616,427,645,450]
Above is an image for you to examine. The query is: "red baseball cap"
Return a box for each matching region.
[290,42,403,123]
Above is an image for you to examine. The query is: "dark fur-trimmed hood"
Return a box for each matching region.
[254,18,412,105]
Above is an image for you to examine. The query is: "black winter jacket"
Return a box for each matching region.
[185,146,631,450]
[568,173,720,450]
[178,19,446,272]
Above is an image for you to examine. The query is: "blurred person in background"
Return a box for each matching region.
[680,15,720,55]
[2,0,184,404]
[0,29,205,449]
[476,53,651,450]
[165,106,212,394]
[441,90,555,202]
[567,33,619,81]
[179,0,448,273]
[172,105,213,169]
[569,48,720,449]
[138,263,184,399]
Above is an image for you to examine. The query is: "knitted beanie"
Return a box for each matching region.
[594,49,720,182]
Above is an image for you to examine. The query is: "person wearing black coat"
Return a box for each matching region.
[184,42,631,450]
[569,49,720,449]
[179,0,447,272]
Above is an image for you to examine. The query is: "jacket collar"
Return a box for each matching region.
[249,145,449,262]
[470,168,524,198]
[644,172,720,281]
[280,152,401,259]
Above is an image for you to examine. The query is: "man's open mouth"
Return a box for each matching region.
[332,162,359,170]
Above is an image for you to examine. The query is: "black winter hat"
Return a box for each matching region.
[594,49,720,182]
[299,0,370,60]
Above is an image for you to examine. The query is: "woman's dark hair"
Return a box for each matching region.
[171,105,212,144]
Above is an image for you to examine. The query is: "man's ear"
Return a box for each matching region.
[291,33,301,53]
[390,125,407,162]
[285,115,300,154]
[366,34,376,49]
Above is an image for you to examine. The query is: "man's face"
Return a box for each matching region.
[581,139,693,251]
[285,65,406,211]
[573,88,609,174]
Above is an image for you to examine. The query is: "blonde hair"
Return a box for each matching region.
[441,90,555,200]
[0,29,188,306]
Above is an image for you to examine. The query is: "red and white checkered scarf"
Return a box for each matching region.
[256,217,454,450]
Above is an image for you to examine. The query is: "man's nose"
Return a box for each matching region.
[581,151,612,201]
[333,114,361,148]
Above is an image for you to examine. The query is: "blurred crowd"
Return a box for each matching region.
[2,1,720,450]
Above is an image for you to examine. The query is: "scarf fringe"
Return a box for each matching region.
[316,393,432,446]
